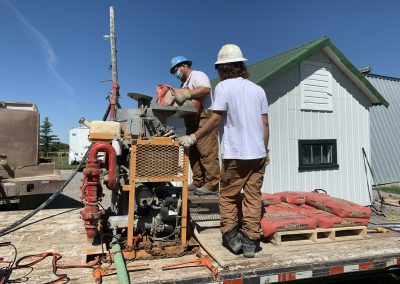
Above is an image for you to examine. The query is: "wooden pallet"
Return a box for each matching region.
[269,226,367,246]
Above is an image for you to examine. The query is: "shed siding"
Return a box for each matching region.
[367,76,400,184]
[263,51,372,205]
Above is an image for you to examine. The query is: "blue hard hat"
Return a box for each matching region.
[170,56,192,74]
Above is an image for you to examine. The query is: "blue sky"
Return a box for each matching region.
[1,0,399,143]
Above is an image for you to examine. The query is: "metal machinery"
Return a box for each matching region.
[80,95,197,260]
[78,6,200,261]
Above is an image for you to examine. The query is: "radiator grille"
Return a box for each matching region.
[135,144,184,178]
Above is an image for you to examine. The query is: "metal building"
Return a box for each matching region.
[367,74,400,185]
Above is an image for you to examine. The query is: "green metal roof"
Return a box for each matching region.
[212,36,389,107]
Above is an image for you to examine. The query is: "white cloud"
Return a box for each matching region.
[3,0,76,100]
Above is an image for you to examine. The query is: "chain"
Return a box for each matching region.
[135,241,194,259]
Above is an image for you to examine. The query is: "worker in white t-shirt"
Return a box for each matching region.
[170,56,220,196]
[178,45,270,258]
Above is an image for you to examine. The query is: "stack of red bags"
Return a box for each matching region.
[260,191,371,237]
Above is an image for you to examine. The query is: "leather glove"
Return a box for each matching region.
[266,149,270,166]
[174,90,191,104]
[178,134,197,147]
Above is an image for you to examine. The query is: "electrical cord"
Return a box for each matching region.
[0,242,17,284]
[0,145,91,237]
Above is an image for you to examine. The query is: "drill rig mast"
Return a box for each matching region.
[79,6,197,260]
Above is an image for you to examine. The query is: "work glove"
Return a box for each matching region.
[178,134,197,147]
[174,89,191,104]
[266,149,270,166]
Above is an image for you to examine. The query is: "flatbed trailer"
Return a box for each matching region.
[1,205,399,283]
[184,226,400,284]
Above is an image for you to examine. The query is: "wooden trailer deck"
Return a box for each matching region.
[1,206,400,283]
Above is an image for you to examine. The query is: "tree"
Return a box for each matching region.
[39,117,60,156]
[52,141,69,151]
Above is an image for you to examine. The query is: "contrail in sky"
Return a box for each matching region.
[3,0,76,99]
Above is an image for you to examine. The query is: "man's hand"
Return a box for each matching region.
[178,134,197,147]
[266,149,270,166]
[174,89,191,103]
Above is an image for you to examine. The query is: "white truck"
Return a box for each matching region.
[68,126,90,165]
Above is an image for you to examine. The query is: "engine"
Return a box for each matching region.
[134,184,181,238]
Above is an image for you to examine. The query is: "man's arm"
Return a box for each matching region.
[194,111,223,139]
[177,111,223,147]
[262,114,269,150]
[174,87,211,103]
[188,87,211,99]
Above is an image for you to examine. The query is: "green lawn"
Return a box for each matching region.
[374,184,400,195]
[41,153,78,170]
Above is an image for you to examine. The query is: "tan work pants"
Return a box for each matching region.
[220,158,266,240]
[185,110,220,191]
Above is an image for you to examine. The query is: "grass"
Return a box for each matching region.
[374,184,400,195]
[54,156,78,170]
[41,153,78,170]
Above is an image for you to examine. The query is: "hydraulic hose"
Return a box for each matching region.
[0,146,91,237]
[111,243,130,284]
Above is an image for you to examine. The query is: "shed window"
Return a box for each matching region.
[298,139,338,171]
[300,60,333,111]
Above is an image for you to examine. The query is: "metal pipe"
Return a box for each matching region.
[79,117,91,129]
[108,6,119,121]
[193,224,229,270]
[111,243,130,284]
[81,160,102,238]
[89,142,117,190]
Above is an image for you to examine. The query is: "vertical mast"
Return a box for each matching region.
[108,6,119,121]
[109,6,118,83]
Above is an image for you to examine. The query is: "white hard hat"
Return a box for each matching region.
[215,44,247,65]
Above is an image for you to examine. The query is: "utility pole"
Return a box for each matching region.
[107,6,119,121]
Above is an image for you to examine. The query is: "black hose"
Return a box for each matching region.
[0,146,91,237]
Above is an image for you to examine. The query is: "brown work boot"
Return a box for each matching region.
[194,187,219,196]
[188,183,198,191]
[241,231,259,258]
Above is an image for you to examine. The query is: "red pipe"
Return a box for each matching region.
[89,142,117,190]
[81,142,117,238]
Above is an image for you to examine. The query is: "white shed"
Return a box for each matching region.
[241,36,388,205]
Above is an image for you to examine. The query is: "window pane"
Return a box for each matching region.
[312,145,322,164]
[302,145,312,165]
[322,144,332,163]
